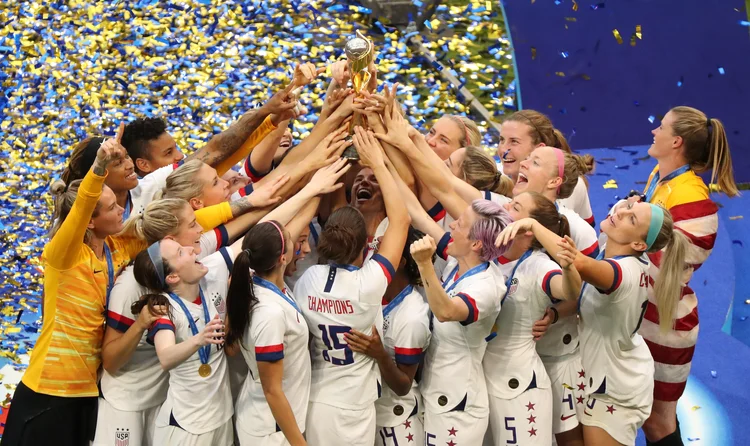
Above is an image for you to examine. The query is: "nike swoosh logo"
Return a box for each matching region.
[560,414,576,421]
[93,270,102,274]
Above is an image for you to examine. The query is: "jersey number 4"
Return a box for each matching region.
[318,324,354,365]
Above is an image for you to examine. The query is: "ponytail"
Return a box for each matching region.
[131,293,173,321]
[49,178,99,242]
[120,198,188,244]
[225,249,257,348]
[669,106,738,197]
[225,221,287,348]
[523,191,572,250]
[551,128,572,154]
[460,146,513,198]
[556,152,590,199]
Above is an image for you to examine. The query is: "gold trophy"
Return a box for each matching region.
[342,30,375,160]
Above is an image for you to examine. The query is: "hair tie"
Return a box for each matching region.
[645,204,664,250]
[705,118,713,151]
[552,148,565,195]
[243,248,252,256]
[147,241,166,287]
[267,221,285,254]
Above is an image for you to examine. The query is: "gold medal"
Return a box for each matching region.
[198,363,211,378]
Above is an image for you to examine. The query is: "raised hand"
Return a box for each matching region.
[555,237,578,270]
[246,174,290,208]
[94,122,127,174]
[322,87,354,117]
[195,315,225,346]
[263,89,300,124]
[304,124,351,171]
[352,126,385,168]
[331,60,351,87]
[292,63,325,89]
[305,158,352,195]
[495,218,536,248]
[410,235,437,266]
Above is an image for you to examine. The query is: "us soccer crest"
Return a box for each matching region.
[507,277,519,296]
[383,315,391,333]
[213,294,226,317]
[115,428,130,446]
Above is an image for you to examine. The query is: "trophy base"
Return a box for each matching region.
[342,137,360,161]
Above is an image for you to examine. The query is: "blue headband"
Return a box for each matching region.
[646,204,664,250]
[147,241,166,287]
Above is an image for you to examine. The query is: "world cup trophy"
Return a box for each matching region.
[342,30,375,160]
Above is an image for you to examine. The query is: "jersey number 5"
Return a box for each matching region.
[318,324,354,366]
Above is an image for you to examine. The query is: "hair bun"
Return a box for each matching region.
[50,179,67,197]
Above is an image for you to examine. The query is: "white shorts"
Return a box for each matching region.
[424,408,488,446]
[486,387,553,446]
[93,397,160,446]
[543,354,586,434]
[375,413,424,446]
[305,401,376,446]
[153,418,233,446]
[237,430,290,446]
[580,393,652,445]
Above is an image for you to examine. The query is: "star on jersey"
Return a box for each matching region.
[576,395,585,405]
[447,426,458,436]
[527,414,536,423]
[528,427,538,436]
[447,441,457,446]
[525,402,536,411]
[578,369,586,378]
[403,420,412,429]
[606,405,617,414]
[577,382,586,391]
[406,433,414,442]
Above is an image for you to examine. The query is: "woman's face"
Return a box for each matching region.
[503,192,535,221]
[648,111,679,160]
[285,225,312,277]
[161,239,208,287]
[167,204,203,255]
[599,201,652,251]
[445,147,467,179]
[447,206,478,258]
[497,120,539,182]
[425,117,464,160]
[351,168,384,215]
[513,146,560,197]
[104,154,139,193]
[195,163,230,209]
[91,185,125,235]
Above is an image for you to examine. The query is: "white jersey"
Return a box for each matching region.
[287,218,321,290]
[421,258,504,416]
[149,251,234,435]
[558,177,594,226]
[484,251,556,399]
[101,247,232,412]
[125,163,180,221]
[376,285,431,427]
[579,254,654,402]
[294,254,395,410]
[557,203,599,258]
[235,279,311,438]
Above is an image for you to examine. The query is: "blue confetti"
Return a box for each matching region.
[718,67,725,75]
[648,115,655,123]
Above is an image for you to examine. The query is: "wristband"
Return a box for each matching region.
[549,307,559,324]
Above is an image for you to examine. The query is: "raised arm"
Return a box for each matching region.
[411,236,470,323]
[47,124,127,269]
[496,218,614,291]
[352,127,410,269]
[386,159,446,243]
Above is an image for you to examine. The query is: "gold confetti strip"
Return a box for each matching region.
[572,0,579,11]
[635,24,643,39]
[613,29,623,44]
[604,179,619,189]
[729,216,744,220]
[532,47,537,60]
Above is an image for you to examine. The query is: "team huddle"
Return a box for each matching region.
[0,58,737,446]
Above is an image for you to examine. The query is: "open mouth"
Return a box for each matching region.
[517,173,528,184]
[355,187,373,203]
[126,172,137,181]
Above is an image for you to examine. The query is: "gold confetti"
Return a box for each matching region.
[555,72,566,77]
[572,0,578,11]
[691,405,702,411]
[604,179,619,189]
[612,29,623,44]
[635,24,643,39]
[729,216,744,220]
[630,33,637,46]
[531,47,537,60]
[565,17,577,22]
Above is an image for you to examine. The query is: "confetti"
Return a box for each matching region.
[603,179,619,189]
[710,370,718,378]
[612,29,623,44]
[729,215,744,220]
[635,24,642,39]
[690,405,701,411]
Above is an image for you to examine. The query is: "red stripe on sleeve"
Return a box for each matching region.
[255,344,283,353]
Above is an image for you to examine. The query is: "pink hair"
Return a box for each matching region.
[469,199,513,261]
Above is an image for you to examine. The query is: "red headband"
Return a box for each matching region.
[267,221,285,254]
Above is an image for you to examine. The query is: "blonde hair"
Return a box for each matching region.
[555,151,593,199]
[668,106,738,197]
[461,146,513,197]
[157,159,206,203]
[120,198,189,244]
[49,179,100,242]
[647,207,690,332]
[445,115,482,148]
